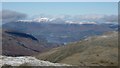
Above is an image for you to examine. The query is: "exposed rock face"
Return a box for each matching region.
[0,56,70,67]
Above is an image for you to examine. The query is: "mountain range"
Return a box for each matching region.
[3,21,118,44]
[2,19,118,66]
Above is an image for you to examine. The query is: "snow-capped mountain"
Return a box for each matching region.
[33,17,50,22]
[17,17,98,25]
[17,20,33,23]
[17,17,50,23]
[15,14,117,25]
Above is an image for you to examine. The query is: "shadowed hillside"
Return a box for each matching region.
[5,31,38,41]
[2,29,60,56]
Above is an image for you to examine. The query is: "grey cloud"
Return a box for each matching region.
[102,15,118,23]
[72,14,118,24]
[0,10,27,23]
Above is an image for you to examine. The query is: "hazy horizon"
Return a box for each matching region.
[2,2,118,16]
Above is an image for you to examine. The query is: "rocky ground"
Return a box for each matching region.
[0,55,70,67]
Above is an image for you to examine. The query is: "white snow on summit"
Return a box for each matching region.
[17,20,33,23]
[65,21,97,24]
[33,17,49,22]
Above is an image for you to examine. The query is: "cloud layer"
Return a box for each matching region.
[0,10,118,24]
[62,14,118,24]
[0,10,27,23]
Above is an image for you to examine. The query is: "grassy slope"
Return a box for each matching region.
[36,31,118,66]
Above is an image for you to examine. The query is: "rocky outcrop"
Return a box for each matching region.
[0,55,70,67]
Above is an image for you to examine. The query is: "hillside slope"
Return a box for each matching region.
[2,29,59,56]
[36,31,118,66]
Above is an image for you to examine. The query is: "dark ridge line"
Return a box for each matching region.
[5,31,38,41]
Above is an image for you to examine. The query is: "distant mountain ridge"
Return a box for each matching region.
[2,20,118,56]
[3,21,118,44]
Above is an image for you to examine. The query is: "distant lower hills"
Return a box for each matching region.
[36,31,118,66]
[3,22,118,44]
[2,29,60,56]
